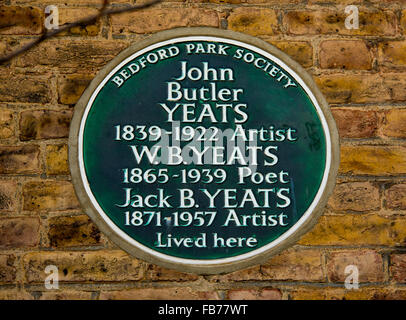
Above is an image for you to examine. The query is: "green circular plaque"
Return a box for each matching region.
[69,28,339,274]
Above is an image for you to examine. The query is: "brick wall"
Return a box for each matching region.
[0,0,406,300]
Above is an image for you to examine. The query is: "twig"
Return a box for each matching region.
[0,0,162,64]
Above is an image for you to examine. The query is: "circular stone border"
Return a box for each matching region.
[69,27,340,275]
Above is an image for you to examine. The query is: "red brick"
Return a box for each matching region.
[319,40,373,70]
[326,250,384,283]
[228,8,279,36]
[390,254,406,283]
[0,289,32,300]
[332,108,378,138]
[0,218,39,248]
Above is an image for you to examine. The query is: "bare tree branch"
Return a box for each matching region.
[0,0,162,64]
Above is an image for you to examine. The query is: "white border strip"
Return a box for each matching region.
[78,36,332,265]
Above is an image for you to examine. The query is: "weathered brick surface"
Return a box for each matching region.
[48,215,101,247]
[1,288,95,300]
[340,145,406,176]
[13,0,130,4]
[299,215,406,246]
[315,74,389,104]
[228,8,279,36]
[332,108,378,138]
[0,145,40,174]
[379,41,406,68]
[58,75,92,105]
[381,109,406,138]
[0,74,51,103]
[0,254,16,283]
[19,110,72,141]
[57,8,100,36]
[326,250,384,283]
[227,288,282,300]
[0,109,14,139]
[284,9,397,36]
[328,182,380,212]
[100,288,219,300]
[260,249,324,281]
[208,265,260,282]
[290,287,406,300]
[0,6,43,35]
[0,180,17,212]
[0,39,33,65]
[0,289,32,300]
[143,264,199,281]
[211,249,324,282]
[385,184,406,210]
[23,181,79,211]
[16,40,129,72]
[308,0,366,3]
[269,41,313,68]
[46,144,69,175]
[390,254,406,283]
[111,8,219,34]
[0,218,39,248]
[383,74,406,101]
[319,40,373,70]
[204,0,302,3]
[32,290,95,300]
[24,251,143,282]
[247,0,301,3]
